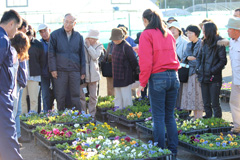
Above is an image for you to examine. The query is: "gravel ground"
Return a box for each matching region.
[20,56,238,160]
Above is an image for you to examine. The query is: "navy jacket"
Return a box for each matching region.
[40,39,50,77]
[17,61,28,88]
[48,27,86,75]
[0,27,14,92]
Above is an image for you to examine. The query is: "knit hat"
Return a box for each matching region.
[167,17,177,23]
[109,28,124,41]
[86,29,99,39]
[134,32,142,44]
[225,17,240,30]
[168,21,182,34]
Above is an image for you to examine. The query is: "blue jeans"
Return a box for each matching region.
[149,70,179,154]
[15,84,23,138]
[41,76,55,112]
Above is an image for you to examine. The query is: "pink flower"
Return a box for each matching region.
[194,139,200,142]
[96,144,100,149]
[60,131,64,136]
[114,136,120,140]
[46,131,52,136]
[65,131,72,138]
[87,129,92,134]
[53,128,60,135]
[47,135,53,139]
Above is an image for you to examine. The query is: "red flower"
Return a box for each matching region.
[82,131,86,134]
[53,128,60,135]
[62,128,68,132]
[125,136,131,142]
[96,144,100,149]
[46,131,52,136]
[60,131,64,136]
[178,130,182,134]
[68,131,73,136]
[76,145,84,151]
[40,129,47,135]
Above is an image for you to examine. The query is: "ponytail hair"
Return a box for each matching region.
[143,9,167,37]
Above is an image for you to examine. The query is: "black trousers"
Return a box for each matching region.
[201,82,222,118]
[54,71,81,111]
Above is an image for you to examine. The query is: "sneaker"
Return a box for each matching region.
[18,137,30,143]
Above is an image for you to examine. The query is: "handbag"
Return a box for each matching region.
[177,53,189,83]
[178,63,189,83]
[101,42,113,77]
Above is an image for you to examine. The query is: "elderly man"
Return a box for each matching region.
[0,10,23,160]
[38,23,55,112]
[226,17,240,134]
[49,13,86,111]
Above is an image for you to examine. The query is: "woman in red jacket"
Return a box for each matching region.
[137,9,180,157]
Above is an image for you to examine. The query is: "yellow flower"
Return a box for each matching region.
[222,140,228,144]
[220,136,224,140]
[220,132,223,136]
[200,139,205,143]
[131,115,135,118]
[86,124,89,127]
[121,138,125,141]
[229,138,234,141]
[90,122,95,126]
[93,127,97,131]
[211,123,214,126]
[227,134,232,138]
[127,115,130,119]
[230,142,234,146]
[234,142,238,146]
[129,113,134,116]
[233,134,237,138]
[109,131,114,134]
[115,126,117,129]
[121,142,125,145]
[216,138,220,141]
[209,143,213,147]
[104,122,108,125]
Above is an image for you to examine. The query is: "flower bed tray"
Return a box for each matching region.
[118,116,144,132]
[136,154,173,160]
[178,112,190,120]
[107,112,120,123]
[54,148,74,160]
[136,122,153,139]
[181,129,209,136]
[20,120,37,130]
[34,132,74,146]
[209,126,233,134]
[179,140,240,160]
[96,107,112,122]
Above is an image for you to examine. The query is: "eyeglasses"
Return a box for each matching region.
[64,20,75,26]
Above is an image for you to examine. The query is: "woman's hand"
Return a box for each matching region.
[187,56,196,61]
[137,86,145,97]
[85,38,90,48]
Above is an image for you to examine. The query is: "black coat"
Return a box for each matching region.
[196,38,227,83]
[28,38,44,76]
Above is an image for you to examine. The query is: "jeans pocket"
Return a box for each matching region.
[174,79,180,89]
[153,79,167,92]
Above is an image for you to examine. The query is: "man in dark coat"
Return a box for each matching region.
[0,10,23,160]
[48,13,86,111]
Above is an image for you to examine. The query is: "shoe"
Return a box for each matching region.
[19,143,22,148]
[18,137,30,143]
[228,128,240,134]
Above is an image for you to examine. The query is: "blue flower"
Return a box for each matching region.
[72,107,76,110]
[72,141,77,146]
[148,150,156,154]
[148,144,153,148]
[74,111,78,115]
[148,140,153,144]
[222,143,226,147]
[138,98,142,101]
[85,143,90,147]
[141,151,145,153]
[196,135,200,138]
[158,148,164,153]
[154,142,158,146]
[81,111,86,114]
[216,142,220,146]
[142,144,148,150]
[72,116,76,119]
[76,138,80,141]
[203,141,208,145]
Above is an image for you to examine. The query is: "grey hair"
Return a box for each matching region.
[64,13,76,21]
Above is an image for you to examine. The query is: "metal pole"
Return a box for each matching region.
[193,0,195,12]
[128,13,131,36]
[206,0,208,18]
[165,0,166,12]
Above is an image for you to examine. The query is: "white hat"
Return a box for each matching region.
[38,23,48,31]
[168,21,182,33]
[86,29,99,39]
[225,17,240,30]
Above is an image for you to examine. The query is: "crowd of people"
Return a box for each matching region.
[0,8,240,160]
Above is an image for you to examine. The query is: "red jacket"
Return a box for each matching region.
[138,28,180,87]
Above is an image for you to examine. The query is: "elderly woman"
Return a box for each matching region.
[168,21,189,108]
[181,25,204,120]
[110,28,138,109]
[80,29,103,119]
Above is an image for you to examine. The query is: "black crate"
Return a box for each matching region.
[107,112,120,123]
[182,128,209,136]
[136,122,153,136]
[34,132,74,146]
[209,126,233,134]
[54,148,74,160]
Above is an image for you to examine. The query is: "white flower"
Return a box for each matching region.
[138,152,143,157]
[77,133,80,137]
[98,154,105,159]
[107,156,111,159]
[98,136,104,140]
[74,124,80,128]
[192,126,196,129]
[131,148,136,153]
[87,148,92,152]
[95,140,100,144]
[125,146,130,151]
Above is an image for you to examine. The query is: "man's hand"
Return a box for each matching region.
[81,75,85,80]
[137,86,145,97]
[51,71,58,79]
[187,56,196,61]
